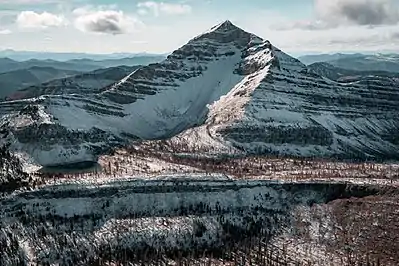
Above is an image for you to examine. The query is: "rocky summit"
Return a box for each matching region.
[1,21,399,166]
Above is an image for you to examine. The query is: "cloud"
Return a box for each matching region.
[16,11,66,29]
[73,7,143,35]
[268,24,399,53]
[274,20,331,31]
[0,29,11,34]
[0,0,60,4]
[325,33,383,46]
[315,0,399,26]
[137,2,192,16]
[278,0,399,31]
[0,12,16,26]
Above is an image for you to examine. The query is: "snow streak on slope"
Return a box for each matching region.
[170,40,277,153]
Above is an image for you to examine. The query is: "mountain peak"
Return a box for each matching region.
[205,20,254,36]
[191,20,259,48]
[210,20,237,32]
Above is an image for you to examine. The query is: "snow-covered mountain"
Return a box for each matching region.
[1,21,399,166]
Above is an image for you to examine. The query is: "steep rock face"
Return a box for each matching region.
[213,66,399,159]
[1,21,399,166]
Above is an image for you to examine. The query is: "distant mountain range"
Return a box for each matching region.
[0,55,165,99]
[0,56,165,74]
[0,49,166,62]
[308,62,399,82]
[0,67,80,99]
[0,58,99,73]
[64,56,166,69]
[298,53,366,65]
[299,53,399,72]
[11,65,139,101]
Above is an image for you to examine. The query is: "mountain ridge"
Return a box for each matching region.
[0,67,81,100]
[308,62,399,82]
[299,53,399,73]
[8,65,140,101]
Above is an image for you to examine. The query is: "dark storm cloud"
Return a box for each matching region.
[84,14,124,34]
[278,0,399,31]
[336,0,399,26]
[74,9,141,35]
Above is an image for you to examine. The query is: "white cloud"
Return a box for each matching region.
[0,29,11,34]
[72,5,119,16]
[137,1,192,16]
[0,0,60,4]
[73,7,143,35]
[16,11,66,29]
[273,20,331,31]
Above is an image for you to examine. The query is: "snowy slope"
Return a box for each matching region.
[0,178,378,265]
[1,21,399,166]
[170,42,399,160]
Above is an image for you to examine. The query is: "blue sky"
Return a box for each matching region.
[0,0,398,54]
